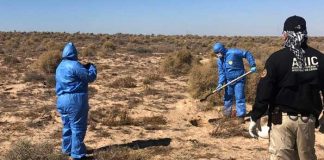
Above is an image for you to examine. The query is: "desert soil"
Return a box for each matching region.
[0,52,323,160]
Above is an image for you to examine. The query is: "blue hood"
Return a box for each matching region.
[62,42,78,60]
[213,42,227,55]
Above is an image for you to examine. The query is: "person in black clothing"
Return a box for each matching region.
[248,15,324,160]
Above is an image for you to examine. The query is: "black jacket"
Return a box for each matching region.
[251,45,324,121]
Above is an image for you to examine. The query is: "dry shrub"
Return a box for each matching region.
[189,57,262,104]
[127,46,153,55]
[3,55,20,66]
[109,76,137,88]
[25,106,54,128]
[90,107,132,126]
[81,45,97,57]
[7,123,28,132]
[4,140,67,160]
[0,48,5,54]
[33,51,61,74]
[196,102,214,112]
[102,41,116,51]
[188,59,223,105]
[143,85,159,96]
[244,59,263,103]
[23,71,45,82]
[49,130,62,140]
[161,50,194,76]
[135,116,167,126]
[127,97,143,109]
[142,72,165,85]
[133,116,167,130]
[88,86,98,98]
[210,118,248,138]
[188,60,216,98]
[245,72,260,103]
[44,75,56,88]
[94,129,111,138]
[94,147,152,160]
[90,107,167,129]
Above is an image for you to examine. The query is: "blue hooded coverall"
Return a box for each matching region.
[217,48,256,117]
[55,42,97,159]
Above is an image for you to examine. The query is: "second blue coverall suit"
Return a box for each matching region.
[214,43,256,118]
[55,42,97,159]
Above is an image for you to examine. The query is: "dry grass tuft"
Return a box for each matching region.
[133,115,167,130]
[142,72,165,85]
[209,118,249,138]
[188,59,217,99]
[134,116,167,127]
[23,71,45,82]
[90,107,133,126]
[33,51,61,74]
[3,55,20,66]
[109,76,137,88]
[94,147,152,160]
[102,41,116,52]
[4,140,67,160]
[143,85,159,96]
[127,97,143,109]
[188,59,224,106]
[161,50,194,76]
[88,86,98,98]
[81,45,97,57]
[90,107,167,130]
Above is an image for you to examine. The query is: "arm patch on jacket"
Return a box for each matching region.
[261,69,267,78]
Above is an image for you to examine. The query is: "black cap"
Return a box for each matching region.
[283,15,307,33]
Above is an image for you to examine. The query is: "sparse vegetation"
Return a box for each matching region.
[33,51,61,74]
[161,49,195,76]
[4,140,67,160]
[23,71,45,82]
[94,147,152,160]
[142,72,165,85]
[143,85,159,96]
[109,76,137,88]
[102,41,116,52]
[90,107,133,126]
[1,32,324,159]
[210,118,248,138]
[81,44,97,57]
[90,106,167,129]
[3,55,20,66]
[188,58,224,105]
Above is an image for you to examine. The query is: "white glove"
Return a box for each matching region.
[249,118,259,138]
[257,125,270,139]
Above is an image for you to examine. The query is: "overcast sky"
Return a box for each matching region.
[1,0,324,36]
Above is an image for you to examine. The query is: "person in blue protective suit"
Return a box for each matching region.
[214,42,256,123]
[55,42,97,160]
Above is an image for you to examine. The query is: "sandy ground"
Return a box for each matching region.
[0,52,323,159]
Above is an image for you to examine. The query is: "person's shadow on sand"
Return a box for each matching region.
[85,138,172,159]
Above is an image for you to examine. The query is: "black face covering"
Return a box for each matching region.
[284,30,308,70]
